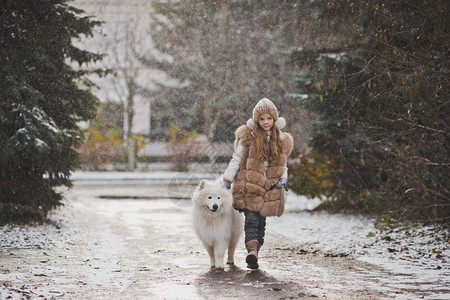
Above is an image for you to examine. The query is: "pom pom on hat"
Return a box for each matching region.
[275,117,286,130]
[246,118,256,130]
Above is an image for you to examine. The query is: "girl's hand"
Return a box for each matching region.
[271,178,286,190]
[223,179,232,190]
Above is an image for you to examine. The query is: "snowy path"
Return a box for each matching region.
[0,175,448,299]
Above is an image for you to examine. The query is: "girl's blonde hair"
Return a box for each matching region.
[254,124,282,162]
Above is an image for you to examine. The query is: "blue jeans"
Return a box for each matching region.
[244,209,266,246]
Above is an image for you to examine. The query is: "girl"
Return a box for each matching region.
[223,98,294,269]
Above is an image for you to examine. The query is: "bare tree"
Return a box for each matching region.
[92,8,159,170]
[107,22,142,170]
[149,1,312,170]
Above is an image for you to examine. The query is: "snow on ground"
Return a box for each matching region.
[0,223,63,250]
[279,193,449,271]
[269,192,450,298]
[1,171,449,298]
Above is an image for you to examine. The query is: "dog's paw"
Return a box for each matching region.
[215,265,224,270]
[210,265,215,269]
[226,260,234,265]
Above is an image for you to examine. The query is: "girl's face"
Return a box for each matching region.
[258,113,274,131]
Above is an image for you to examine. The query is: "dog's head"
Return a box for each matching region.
[193,178,232,213]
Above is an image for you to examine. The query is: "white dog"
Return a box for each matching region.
[192,178,243,269]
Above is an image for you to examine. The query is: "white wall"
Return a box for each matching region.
[70,0,157,135]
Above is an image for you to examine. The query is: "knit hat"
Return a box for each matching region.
[246,98,286,130]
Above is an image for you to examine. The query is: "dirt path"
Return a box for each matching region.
[0,183,439,299]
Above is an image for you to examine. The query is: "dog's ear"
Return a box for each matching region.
[198,179,206,190]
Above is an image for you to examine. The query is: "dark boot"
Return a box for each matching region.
[245,240,259,269]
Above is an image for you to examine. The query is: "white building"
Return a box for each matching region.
[70,0,171,136]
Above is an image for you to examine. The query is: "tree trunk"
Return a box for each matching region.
[203,98,223,173]
[207,132,217,173]
[125,80,135,171]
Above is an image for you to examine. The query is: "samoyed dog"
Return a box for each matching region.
[192,178,243,270]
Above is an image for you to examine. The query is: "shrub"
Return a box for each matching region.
[165,123,200,172]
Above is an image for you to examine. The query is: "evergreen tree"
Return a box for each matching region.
[289,0,449,222]
[0,0,103,223]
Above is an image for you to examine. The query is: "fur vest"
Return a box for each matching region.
[231,125,294,217]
